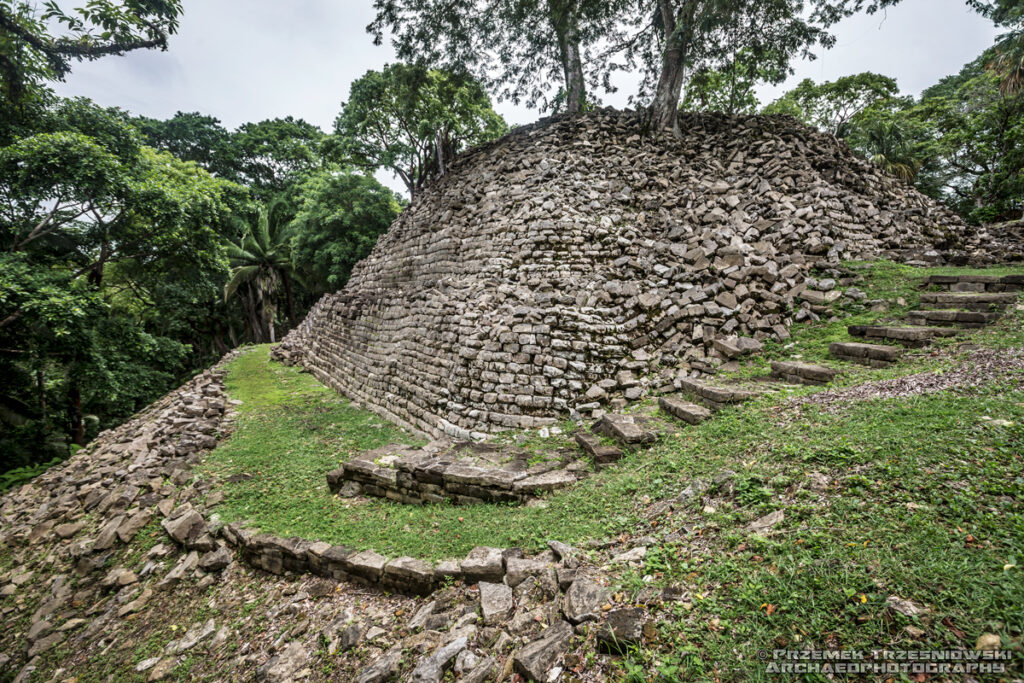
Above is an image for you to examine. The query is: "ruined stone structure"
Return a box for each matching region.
[274,110,966,439]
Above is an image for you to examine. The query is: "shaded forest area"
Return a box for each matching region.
[1,0,1021,485]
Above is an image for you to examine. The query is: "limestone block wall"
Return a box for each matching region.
[274,110,965,439]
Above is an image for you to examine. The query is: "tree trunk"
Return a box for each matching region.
[548,0,586,114]
[36,367,45,423]
[69,382,85,447]
[282,270,296,327]
[245,284,263,343]
[648,0,696,135]
[87,242,108,288]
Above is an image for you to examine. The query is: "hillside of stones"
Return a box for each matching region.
[273,109,971,441]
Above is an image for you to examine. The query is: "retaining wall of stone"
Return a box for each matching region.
[274,110,965,440]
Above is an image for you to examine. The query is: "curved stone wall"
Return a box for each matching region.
[274,110,965,438]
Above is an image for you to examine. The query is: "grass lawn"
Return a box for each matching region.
[199,260,1024,677]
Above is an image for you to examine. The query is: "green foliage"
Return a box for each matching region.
[137,113,327,200]
[768,54,1023,223]
[370,0,626,114]
[135,111,238,180]
[0,456,64,493]
[0,95,243,470]
[844,107,925,181]
[232,117,326,196]
[681,50,785,114]
[0,0,182,109]
[972,0,1024,94]
[914,55,1024,222]
[333,63,506,198]
[763,72,901,135]
[290,169,402,294]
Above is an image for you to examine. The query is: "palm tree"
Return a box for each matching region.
[224,199,297,343]
[861,119,922,183]
[991,36,1024,95]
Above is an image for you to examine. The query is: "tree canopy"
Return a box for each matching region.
[763,72,902,136]
[290,169,403,295]
[0,0,182,110]
[333,63,506,198]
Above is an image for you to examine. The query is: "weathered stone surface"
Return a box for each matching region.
[117,509,153,543]
[829,341,903,367]
[479,581,514,626]
[197,546,232,571]
[505,557,555,588]
[563,577,610,624]
[513,619,574,681]
[356,650,402,683]
[512,470,576,493]
[166,618,216,655]
[597,608,645,653]
[678,378,760,410]
[92,514,127,551]
[383,556,435,595]
[658,397,712,424]
[330,440,580,505]
[925,274,1023,291]
[54,522,83,539]
[907,309,1000,328]
[770,361,839,386]
[920,291,1017,310]
[591,413,658,446]
[346,550,388,583]
[462,656,498,683]
[410,637,467,683]
[461,546,504,583]
[256,641,308,682]
[574,433,623,465]
[160,509,207,547]
[848,325,960,348]
[746,509,785,533]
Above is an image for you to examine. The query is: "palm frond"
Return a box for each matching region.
[253,206,272,253]
[224,265,261,302]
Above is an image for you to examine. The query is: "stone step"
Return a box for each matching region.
[924,274,1024,293]
[829,342,903,368]
[847,325,960,348]
[906,309,1001,328]
[919,292,1017,311]
[658,397,712,425]
[590,413,660,447]
[678,378,760,411]
[575,433,624,467]
[327,442,583,505]
[769,361,840,386]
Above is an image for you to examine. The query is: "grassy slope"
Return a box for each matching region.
[200,261,1024,678]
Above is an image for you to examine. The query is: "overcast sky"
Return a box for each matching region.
[54,0,998,191]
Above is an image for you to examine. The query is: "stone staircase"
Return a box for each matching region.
[828,274,1019,367]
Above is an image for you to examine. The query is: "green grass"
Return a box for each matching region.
[613,385,1024,681]
[200,346,649,559]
